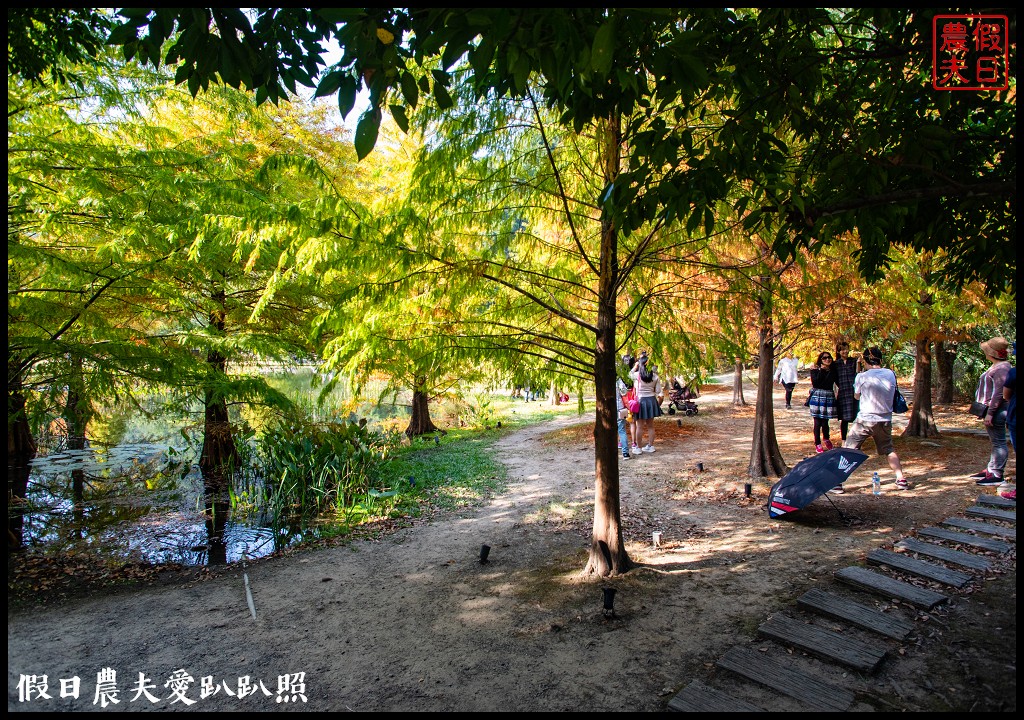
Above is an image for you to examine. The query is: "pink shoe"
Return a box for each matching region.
[815,444,824,454]
[823,439,834,450]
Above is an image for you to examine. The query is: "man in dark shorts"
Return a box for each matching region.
[833,347,908,494]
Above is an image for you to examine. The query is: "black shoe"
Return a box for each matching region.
[969,470,989,480]
[976,473,1002,486]
[622,452,630,460]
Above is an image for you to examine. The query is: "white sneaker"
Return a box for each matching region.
[642,444,655,453]
[631,445,641,454]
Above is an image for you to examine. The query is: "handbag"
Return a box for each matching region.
[893,386,908,414]
[970,375,989,418]
[624,388,640,415]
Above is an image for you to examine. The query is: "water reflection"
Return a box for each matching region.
[7,461,31,550]
[13,443,312,566]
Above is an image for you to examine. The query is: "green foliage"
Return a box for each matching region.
[7,8,111,85]
[97,8,1013,297]
[253,417,395,517]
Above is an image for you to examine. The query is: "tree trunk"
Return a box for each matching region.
[549,379,559,405]
[748,280,788,480]
[204,493,230,565]
[7,358,36,466]
[199,290,239,491]
[904,336,940,437]
[7,358,35,551]
[732,357,746,406]
[64,354,91,452]
[934,339,956,404]
[405,375,440,438]
[583,111,632,578]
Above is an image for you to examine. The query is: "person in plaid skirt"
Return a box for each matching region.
[808,351,838,453]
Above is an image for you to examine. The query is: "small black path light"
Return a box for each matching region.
[744,483,752,497]
[602,587,617,617]
[696,462,705,472]
[480,544,491,564]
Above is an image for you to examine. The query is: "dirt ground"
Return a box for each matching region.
[7,386,1017,712]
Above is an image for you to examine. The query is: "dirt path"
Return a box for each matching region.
[7,390,1016,711]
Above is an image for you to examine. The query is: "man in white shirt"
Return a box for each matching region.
[835,346,908,493]
[773,350,799,409]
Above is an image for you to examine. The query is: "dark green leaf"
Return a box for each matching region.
[107,23,142,47]
[399,71,419,108]
[354,108,381,160]
[441,41,466,71]
[434,83,453,110]
[389,104,409,133]
[337,76,357,118]
[591,17,616,76]
[315,9,365,23]
[315,69,344,98]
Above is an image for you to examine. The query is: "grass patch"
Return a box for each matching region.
[387,432,508,515]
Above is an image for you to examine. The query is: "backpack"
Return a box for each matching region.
[624,388,640,415]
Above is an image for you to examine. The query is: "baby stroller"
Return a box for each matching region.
[667,378,699,416]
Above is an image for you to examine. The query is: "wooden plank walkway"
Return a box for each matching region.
[918,526,1012,552]
[941,517,1016,540]
[716,646,855,712]
[835,566,948,610]
[668,680,765,712]
[895,537,992,571]
[965,505,1016,523]
[867,549,972,587]
[758,614,886,673]
[976,494,1016,508]
[796,588,913,640]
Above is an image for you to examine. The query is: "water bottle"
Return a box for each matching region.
[872,471,881,496]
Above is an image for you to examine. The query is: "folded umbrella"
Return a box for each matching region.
[767,448,869,519]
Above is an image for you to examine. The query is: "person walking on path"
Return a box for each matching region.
[614,376,631,461]
[619,354,641,454]
[631,352,664,453]
[834,341,859,441]
[1001,342,1016,500]
[808,351,838,453]
[970,336,1012,487]
[773,349,800,409]
[835,346,908,494]
[1004,341,1016,454]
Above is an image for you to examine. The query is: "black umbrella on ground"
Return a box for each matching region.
[767,448,869,519]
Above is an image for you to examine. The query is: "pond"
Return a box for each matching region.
[9,369,415,566]
[10,438,367,566]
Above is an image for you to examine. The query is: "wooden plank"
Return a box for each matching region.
[835,566,948,610]
[964,505,1016,523]
[716,646,855,712]
[867,549,972,588]
[941,517,1016,540]
[797,588,913,640]
[895,537,992,571]
[758,614,886,673]
[668,680,765,712]
[976,494,1016,508]
[917,526,1012,552]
